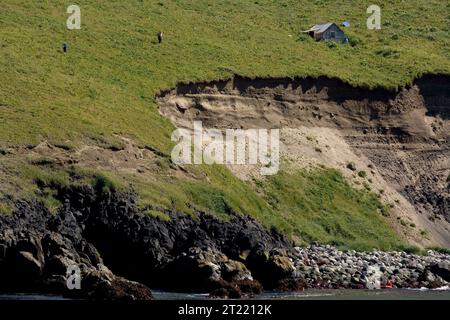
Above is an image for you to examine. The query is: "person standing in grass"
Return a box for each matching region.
[62,42,68,53]
[157,31,163,44]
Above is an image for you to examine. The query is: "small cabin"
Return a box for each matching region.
[304,23,347,43]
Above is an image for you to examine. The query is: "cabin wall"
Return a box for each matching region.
[321,25,346,42]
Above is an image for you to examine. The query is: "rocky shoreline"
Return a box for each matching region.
[294,245,450,290]
[1,187,449,299]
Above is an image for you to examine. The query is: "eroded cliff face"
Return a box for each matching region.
[157,75,450,247]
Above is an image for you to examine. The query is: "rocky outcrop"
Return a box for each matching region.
[429,262,450,282]
[0,200,154,300]
[0,186,300,298]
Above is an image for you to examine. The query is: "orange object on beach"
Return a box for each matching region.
[384,280,394,289]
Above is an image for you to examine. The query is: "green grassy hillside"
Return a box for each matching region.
[1,0,449,250]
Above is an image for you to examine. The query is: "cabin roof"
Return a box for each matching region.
[304,23,342,35]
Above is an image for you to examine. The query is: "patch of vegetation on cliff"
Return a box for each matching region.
[130,164,279,224]
[0,202,14,215]
[258,169,402,251]
[12,162,126,214]
[427,246,450,255]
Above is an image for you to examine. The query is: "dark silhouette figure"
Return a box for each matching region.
[157,31,163,44]
[62,42,68,53]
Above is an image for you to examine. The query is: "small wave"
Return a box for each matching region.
[299,293,335,298]
[432,286,450,291]
[410,286,450,291]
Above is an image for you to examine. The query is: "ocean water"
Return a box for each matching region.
[0,294,71,300]
[152,287,450,300]
[1,288,450,300]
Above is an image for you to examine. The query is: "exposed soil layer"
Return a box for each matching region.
[157,74,450,247]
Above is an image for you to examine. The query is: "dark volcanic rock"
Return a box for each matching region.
[0,187,296,298]
[75,265,154,301]
[429,262,450,282]
[0,190,154,299]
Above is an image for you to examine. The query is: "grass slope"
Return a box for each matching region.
[1,0,449,249]
[2,0,449,147]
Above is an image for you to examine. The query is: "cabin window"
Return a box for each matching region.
[330,31,336,38]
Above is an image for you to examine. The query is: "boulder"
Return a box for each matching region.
[15,250,43,280]
[65,264,153,300]
[247,250,297,289]
[222,259,252,282]
[162,247,259,294]
[429,262,450,282]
